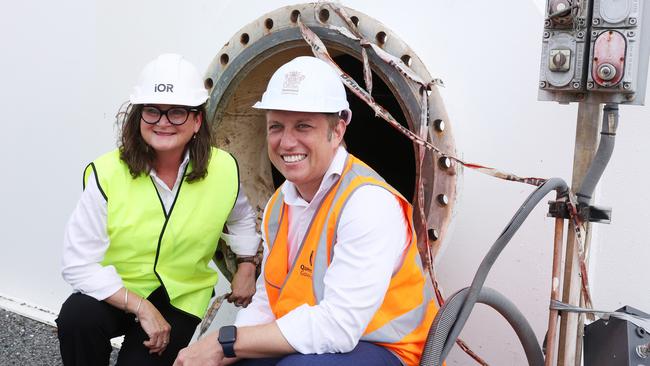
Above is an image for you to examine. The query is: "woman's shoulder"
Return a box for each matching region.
[92,148,120,165]
[84,149,129,183]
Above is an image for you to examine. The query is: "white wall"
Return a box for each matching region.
[1,0,648,364]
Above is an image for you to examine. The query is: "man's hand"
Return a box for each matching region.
[176,323,295,365]
[228,262,256,307]
[174,333,225,366]
[138,299,172,355]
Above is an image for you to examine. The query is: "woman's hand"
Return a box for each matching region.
[137,299,172,355]
[104,288,171,354]
[228,262,256,307]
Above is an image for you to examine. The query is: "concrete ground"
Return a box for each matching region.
[0,308,118,366]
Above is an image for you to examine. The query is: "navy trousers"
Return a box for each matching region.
[233,341,403,366]
[56,287,200,366]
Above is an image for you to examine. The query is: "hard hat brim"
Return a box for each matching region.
[129,94,208,107]
[251,97,349,113]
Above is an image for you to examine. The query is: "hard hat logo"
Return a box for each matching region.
[154,84,174,93]
[129,53,208,107]
[252,56,349,114]
[282,72,305,95]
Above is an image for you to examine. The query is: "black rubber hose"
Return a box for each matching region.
[423,177,568,364]
[576,103,618,205]
[420,287,544,366]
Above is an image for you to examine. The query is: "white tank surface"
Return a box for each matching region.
[1,1,649,365]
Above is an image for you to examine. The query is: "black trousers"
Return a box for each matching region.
[56,287,200,366]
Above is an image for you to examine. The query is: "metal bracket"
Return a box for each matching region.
[547,201,612,224]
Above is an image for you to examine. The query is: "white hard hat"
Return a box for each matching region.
[253,56,350,115]
[129,53,209,107]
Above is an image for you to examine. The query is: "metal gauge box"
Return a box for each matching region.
[583,305,650,366]
[539,0,650,105]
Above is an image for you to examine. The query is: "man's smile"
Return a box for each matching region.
[282,154,307,163]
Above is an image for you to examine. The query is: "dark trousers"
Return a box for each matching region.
[56,287,200,366]
[233,341,403,366]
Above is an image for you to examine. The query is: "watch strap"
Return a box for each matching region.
[218,325,237,358]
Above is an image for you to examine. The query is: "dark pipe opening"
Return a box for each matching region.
[337,54,415,202]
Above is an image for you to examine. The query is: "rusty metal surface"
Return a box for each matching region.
[558,102,601,366]
[203,2,459,262]
[545,217,566,366]
[591,30,626,87]
[201,7,600,366]
[198,4,605,365]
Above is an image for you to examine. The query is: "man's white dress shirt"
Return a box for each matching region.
[235,146,408,354]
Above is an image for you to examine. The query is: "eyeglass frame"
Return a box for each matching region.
[140,105,200,126]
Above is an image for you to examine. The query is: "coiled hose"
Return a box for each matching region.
[421,287,544,366]
[421,178,569,365]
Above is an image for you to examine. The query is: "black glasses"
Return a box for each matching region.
[141,106,198,125]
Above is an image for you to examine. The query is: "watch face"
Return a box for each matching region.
[219,325,237,343]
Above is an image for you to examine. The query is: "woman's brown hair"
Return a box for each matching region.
[117,103,212,183]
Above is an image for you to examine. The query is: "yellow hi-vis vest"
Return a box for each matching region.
[263,155,437,366]
[83,148,238,319]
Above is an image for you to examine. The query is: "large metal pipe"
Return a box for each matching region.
[202,3,458,264]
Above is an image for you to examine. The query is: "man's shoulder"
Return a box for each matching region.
[346,155,385,182]
[344,184,399,207]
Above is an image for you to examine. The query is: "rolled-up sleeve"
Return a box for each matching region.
[222,186,261,256]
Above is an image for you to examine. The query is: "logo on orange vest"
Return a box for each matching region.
[299,264,312,278]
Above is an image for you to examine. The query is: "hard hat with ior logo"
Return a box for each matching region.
[253,56,351,122]
[129,53,209,107]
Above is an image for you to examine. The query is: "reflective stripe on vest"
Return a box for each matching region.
[84,148,238,318]
[263,155,437,365]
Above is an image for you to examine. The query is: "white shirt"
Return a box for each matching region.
[61,152,259,301]
[235,146,408,354]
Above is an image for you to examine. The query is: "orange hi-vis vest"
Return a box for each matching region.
[263,154,437,365]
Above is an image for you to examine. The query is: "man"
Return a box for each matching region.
[175,56,437,366]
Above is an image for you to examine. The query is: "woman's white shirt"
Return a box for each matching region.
[61,153,259,300]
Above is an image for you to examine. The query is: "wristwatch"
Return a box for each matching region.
[218,325,237,357]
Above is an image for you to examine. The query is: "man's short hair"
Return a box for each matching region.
[325,112,345,141]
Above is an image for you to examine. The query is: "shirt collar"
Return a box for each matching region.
[281,145,348,207]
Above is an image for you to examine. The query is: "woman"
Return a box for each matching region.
[57,53,259,366]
